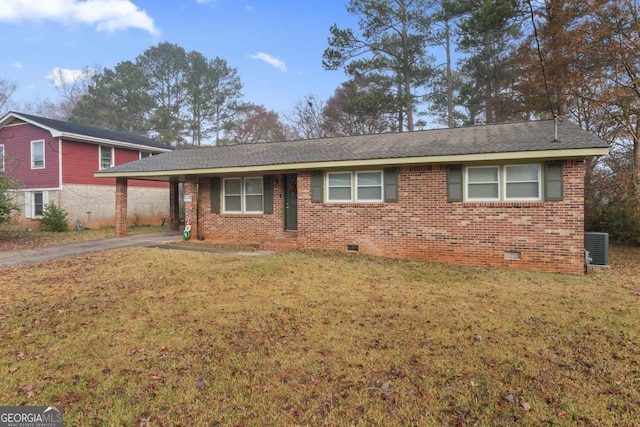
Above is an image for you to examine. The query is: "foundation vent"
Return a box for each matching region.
[347,244,359,252]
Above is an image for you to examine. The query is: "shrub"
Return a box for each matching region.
[40,202,69,232]
[0,174,20,226]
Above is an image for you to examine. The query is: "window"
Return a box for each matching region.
[326,171,383,202]
[245,177,264,213]
[140,150,151,159]
[33,192,44,217]
[504,164,541,200]
[356,171,383,202]
[466,166,500,201]
[31,140,44,169]
[223,177,264,213]
[0,145,4,172]
[464,164,542,202]
[100,145,113,170]
[327,172,352,201]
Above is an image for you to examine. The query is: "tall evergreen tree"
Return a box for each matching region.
[136,42,189,145]
[323,0,437,132]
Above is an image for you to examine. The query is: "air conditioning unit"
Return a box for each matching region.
[585,232,609,267]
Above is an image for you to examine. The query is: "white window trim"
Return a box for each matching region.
[356,171,384,202]
[465,166,500,201]
[0,144,4,172]
[222,177,264,214]
[244,177,264,214]
[326,172,353,203]
[326,170,384,203]
[25,190,49,218]
[139,150,151,160]
[464,164,543,202]
[503,164,542,201]
[99,145,114,170]
[31,140,45,169]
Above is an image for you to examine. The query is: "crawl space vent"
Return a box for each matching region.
[347,244,359,252]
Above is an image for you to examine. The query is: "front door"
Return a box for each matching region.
[284,174,298,231]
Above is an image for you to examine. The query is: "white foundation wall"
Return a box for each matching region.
[60,184,169,228]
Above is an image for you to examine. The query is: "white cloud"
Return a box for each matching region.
[250,52,287,72]
[0,0,158,35]
[47,67,94,87]
[245,5,253,11]
[11,61,23,69]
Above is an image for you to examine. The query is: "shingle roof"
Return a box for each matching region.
[99,120,609,176]
[6,111,172,151]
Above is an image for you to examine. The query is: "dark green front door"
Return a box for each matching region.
[284,174,298,231]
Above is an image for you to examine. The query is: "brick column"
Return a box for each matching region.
[184,176,198,239]
[115,177,128,237]
[169,178,180,231]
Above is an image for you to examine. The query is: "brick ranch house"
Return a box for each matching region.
[97,120,609,273]
[0,111,172,228]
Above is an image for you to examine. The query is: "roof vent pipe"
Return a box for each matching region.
[552,114,560,142]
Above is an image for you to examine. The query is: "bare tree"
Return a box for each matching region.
[0,79,17,112]
[286,94,327,140]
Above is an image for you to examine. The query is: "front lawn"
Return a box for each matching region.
[0,247,638,425]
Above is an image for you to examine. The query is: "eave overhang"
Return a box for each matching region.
[94,147,610,181]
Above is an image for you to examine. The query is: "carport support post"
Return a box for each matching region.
[170,178,180,231]
[115,177,128,237]
[184,176,198,239]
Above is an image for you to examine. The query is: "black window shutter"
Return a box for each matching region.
[447,165,463,202]
[384,168,398,202]
[311,170,323,202]
[263,175,274,214]
[210,177,221,213]
[545,161,564,201]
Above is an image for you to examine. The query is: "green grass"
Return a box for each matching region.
[0,247,638,426]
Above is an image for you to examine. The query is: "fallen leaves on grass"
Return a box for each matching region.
[0,247,638,425]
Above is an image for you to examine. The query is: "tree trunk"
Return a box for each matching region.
[446,19,454,128]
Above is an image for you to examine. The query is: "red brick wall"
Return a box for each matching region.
[191,177,291,244]
[192,160,586,273]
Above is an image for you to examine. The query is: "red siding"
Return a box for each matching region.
[62,140,167,188]
[0,123,60,189]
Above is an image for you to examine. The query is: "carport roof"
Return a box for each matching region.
[95,119,609,180]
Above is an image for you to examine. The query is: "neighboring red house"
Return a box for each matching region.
[0,111,173,228]
[97,120,609,273]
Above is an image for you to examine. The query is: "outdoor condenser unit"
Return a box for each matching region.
[585,232,609,267]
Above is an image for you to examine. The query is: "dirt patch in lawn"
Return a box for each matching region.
[0,247,638,425]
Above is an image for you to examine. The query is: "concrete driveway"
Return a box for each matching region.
[0,231,275,269]
[0,231,183,269]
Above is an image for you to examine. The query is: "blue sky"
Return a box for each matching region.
[0,0,363,115]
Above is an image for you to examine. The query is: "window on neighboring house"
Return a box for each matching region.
[140,150,151,159]
[0,145,4,172]
[100,145,114,170]
[504,164,541,200]
[33,192,44,216]
[327,171,384,202]
[31,140,44,169]
[223,177,264,213]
